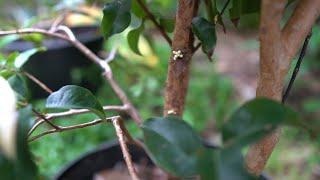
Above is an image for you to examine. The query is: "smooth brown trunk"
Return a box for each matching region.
[245,0,320,176]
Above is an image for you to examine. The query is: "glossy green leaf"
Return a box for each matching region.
[46,85,106,119]
[142,116,203,177]
[218,148,256,180]
[127,22,144,55]
[197,147,218,180]
[8,74,29,100]
[14,47,46,69]
[132,0,146,18]
[222,98,300,149]
[101,0,131,39]
[159,18,175,33]
[191,17,216,59]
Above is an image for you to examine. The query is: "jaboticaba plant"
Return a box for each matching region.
[0,0,319,179]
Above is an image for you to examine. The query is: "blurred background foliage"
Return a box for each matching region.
[0,0,319,179]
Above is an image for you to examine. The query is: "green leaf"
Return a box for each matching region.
[101,0,131,39]
[46,85,106,119]
[6,52,20,68]
[0,153,14,180]
[229,0,260,22]
[21,34,44,46]
[14,47,46,69]
[15,106,38,179]
[218,148,255,180]
[8,74,29,100]
[132,0,146,18]
[197,147,256,180]
[191,17,217,59]
[142,116,203,177]
[127,22,144,55]
[197,147,218,180]
[222,98,300,149]
[0,35,18,49]
[159,18,175,33]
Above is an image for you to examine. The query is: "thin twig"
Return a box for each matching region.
[50,13,66,32]
[118,117,144,148]
[22,71,53,94]
[0,27,142,126]
[282,32,312,104]
[0,28,101,65]
[112,117,140,180]
[28,105,127,136]
[104,74,142,125]
[54,25,76,40]
[135,0,172,46]
[29,116,118,142]
[32,108,61,130]
[218,0,231,17]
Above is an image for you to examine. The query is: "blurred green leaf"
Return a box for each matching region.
[303,99,320,113]
[229,0,260,24]
[0,153,14,179]
[46,85,106,119]
[132,0,146,18]
[191,17,216,59]
[15,106,38,179]
[14,47,46,69]
[159,18,175,33]
[6,52,20,67]
[127,21,144,55]
[21,34,44,47]
[222,98,300,149]
[8,74,29,100]
[142,116,203,177]
[0,35,18,49]
[101,0,131,39]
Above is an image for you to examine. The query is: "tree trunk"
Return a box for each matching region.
[245,0,320,175]
[163,0,199,116]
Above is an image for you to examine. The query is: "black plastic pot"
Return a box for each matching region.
[5,26,104,98]
[55,140,270,180]
[55,140,153,180]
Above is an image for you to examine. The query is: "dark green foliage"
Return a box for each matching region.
[46,85,106,119]
[101,0,131,39]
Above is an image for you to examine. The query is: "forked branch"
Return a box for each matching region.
[0,26,142,125]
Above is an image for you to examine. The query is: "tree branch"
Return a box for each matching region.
[163,0,200,116]
[135,0,172,46]
[112,117,140,180]
[245,0,320,176]
[282,0,320,63]
[0,26,142,125]
[22,71,53,94]
[245,0,287,176]
[29,116,118,142]
[28,105,127,136]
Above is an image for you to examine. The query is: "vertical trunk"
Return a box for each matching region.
[163,0,199,116]
[245,0,320,175]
